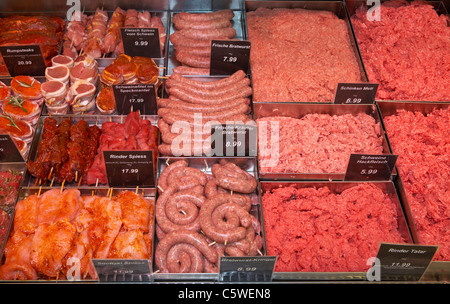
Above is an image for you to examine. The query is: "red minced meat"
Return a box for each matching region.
[383,107,450,261]
[262,183,406,272]
[351,0,450,101]
[247,7,362,102]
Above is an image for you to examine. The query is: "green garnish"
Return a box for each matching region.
[14,78,35,88]
[0,114,21,131]
[7,95,28,113]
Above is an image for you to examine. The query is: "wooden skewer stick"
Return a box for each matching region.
[48,167,54,180]
[50,177,55,187]
[135,186,139,194]
[77,175,83,187]
[37,186,42,198]
[75,171,78,182]
[60,180,65,193]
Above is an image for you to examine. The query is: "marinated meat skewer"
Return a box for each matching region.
[26,117,100,185]
[101,7,126,55]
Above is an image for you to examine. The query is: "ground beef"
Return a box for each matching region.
[247,7,362,102]
[262,183,406,272]
[257,113,384,174]
[351,0,450,101]
[383,107,450,261]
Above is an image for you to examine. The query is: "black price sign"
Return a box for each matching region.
[344,154,397,181]
[369,243,438,281]
[210,40,251,76]
[334,83,379,104]
[112,84,157,115]
[92,259,151,282]
[121,28,161,58]
[219,256,277,282]
[0,134,24,162]
[103,150,155,187]
[210,123,257,157]
[0,45,46,76]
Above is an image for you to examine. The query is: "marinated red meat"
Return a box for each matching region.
[257,113,384,174]
[383,107,450,261]
[0,170,22,206]
[85,111,159,185]
[262,183,406,272]
[247,7,362,102]
[0,15,65,75]
[351,0,450,101]
[0,209,10,247]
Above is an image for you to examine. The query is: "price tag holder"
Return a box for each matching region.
[344,154,397,181]
[334,83,379,104]
[103,150,155,187]
[219,256,277,282]
[0,134,24,162]
[210,40,251,76]
[112,84,157,115]
[0,45,46,76]
[210,123,257,157]
[92,259,151,282]
[371,243,438,281]
[120,27,161,58]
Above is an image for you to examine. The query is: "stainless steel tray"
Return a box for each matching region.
[166,9,247,76]
[152,156,265,282]
[0,186,156,282]
[260,180,413,281]
[377,101,449,276]
[245,0,369,103]
[253,102,394,181]
[345,0,449,102]
[23,114,159,188]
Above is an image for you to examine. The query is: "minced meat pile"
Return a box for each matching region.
[247,7,362,102]
[383,107,449,261]
[262,183,405,272]
[257,113,384,174]
[351,0,450,101]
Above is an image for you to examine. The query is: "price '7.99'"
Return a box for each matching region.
[223,56,237,63]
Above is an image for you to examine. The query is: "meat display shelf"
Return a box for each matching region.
[0,0,448,284]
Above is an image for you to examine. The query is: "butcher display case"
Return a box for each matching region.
[0,0,448,285]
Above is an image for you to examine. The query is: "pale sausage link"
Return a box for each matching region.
[166,243,205,273]
[199,193,252,244]
[166,166,207,191]
[156,187,205,234]
[155,229,218,273]
[211,162,257,194]
[158,160,188,193]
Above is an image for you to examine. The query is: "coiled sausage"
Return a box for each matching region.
[154,229,218,273]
